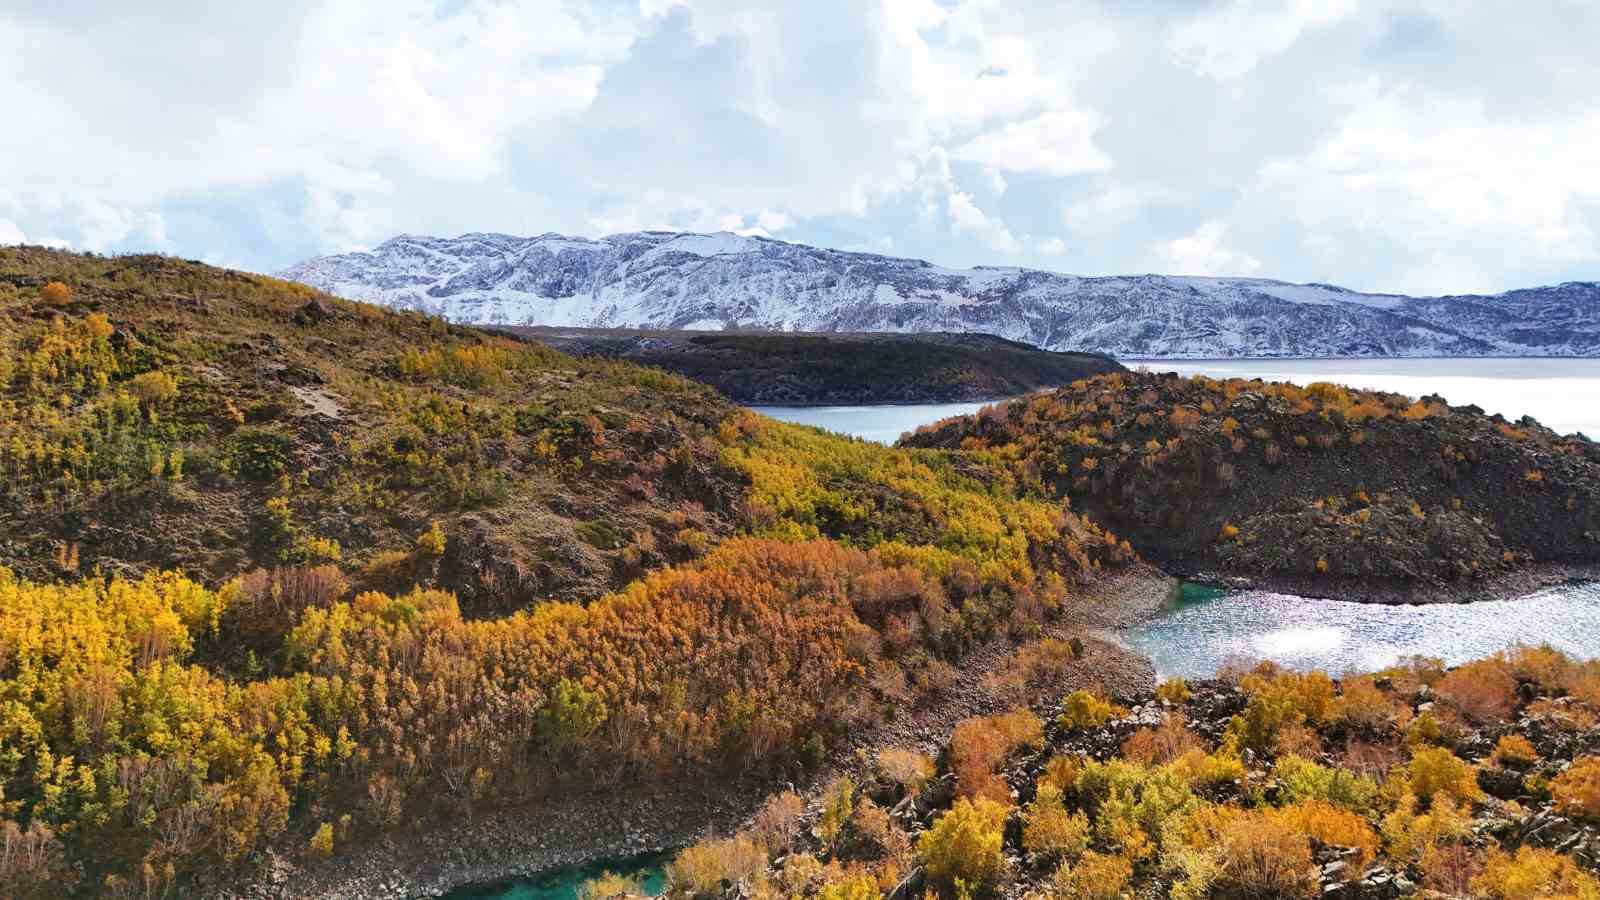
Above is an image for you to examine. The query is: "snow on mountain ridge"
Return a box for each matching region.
[278,231,1600,358]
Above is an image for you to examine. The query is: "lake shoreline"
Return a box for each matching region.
[1185,561,1600,606]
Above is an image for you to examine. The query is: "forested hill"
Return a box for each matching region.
[902,371,1600,601]
[0,247,1133,894]
[506,327,1125,405]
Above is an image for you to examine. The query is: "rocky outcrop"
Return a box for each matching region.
[902,371,1600,601]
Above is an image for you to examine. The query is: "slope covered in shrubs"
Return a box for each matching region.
[507,327,1125,405]
[646,645,1600,900]
[0,249,1136,895]
[902,371,1600,599]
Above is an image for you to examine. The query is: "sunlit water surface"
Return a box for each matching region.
[1119,582,1600,681]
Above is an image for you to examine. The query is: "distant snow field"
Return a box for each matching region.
[279,230,1600,359]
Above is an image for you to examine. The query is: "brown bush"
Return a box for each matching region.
[1551,757,1600,822]
[1212,809,1317,898]
[1528,698,1600,732]
[1331,677,1408,730]
[1504,645,1577,691]
[1490,734,1537,768]
[982,638,1081,704]
[39,281,73,304]
[750,791,805,853]
[949,710,1042,801]
[1120,714,1203,765]
[231,565,350,640]
[1435,660,1517,724]
[1340,739,1404,780]
[1420,842,1483,896]
[876,748,935,796]
[0,819,64,894]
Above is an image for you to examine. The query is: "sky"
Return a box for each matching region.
[2,0,1598,295]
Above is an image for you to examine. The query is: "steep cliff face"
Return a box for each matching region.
[281,231,1600,358]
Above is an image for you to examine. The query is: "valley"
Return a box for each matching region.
[4,247,1600,900]
[13,4,1600,898]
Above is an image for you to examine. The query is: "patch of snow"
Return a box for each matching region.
[275,230,1600,359]
[658,232,763,257]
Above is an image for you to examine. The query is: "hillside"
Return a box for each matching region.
[504,327,1124,405]
[0,247,1135,895]
[279,231,1600,358]
[902,371,1600,601]
[637,644,1600,900]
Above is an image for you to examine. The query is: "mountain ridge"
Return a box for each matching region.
[279,230,1600,358]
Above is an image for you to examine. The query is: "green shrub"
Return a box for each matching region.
[918,797,1009,897]
[228,427,292,480]
[1273,755,1380,813]
[667,836,766,899]
[1406,747,1481,806]
[1057,689,1118,729]
[1022,783,1090,863]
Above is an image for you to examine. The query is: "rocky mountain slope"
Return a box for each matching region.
[901,371,1600,601]
[0,247,1138,895]
[505,327,1124,405]
[629,644,1600,900]
[280,231,1600,358]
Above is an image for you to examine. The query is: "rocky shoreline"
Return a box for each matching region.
[211,559,1600,898]
[1190,561,1600,605]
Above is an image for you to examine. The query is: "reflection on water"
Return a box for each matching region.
[751,401,991,444]
[1119,582,1600,680]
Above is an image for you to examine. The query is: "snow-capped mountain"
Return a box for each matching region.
[278,231,1600,358]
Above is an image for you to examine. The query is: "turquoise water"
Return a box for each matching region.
[444,851,670,900]
[1119,582,1600,680]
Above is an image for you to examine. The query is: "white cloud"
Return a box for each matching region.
[1156,222,1262,277]
[1247,85,1600,292]
[1170,0,1358,80]
[0,219,28,246]
[948,191,1019,253]
[0,0,1594,294]
[951,110,1112,177]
